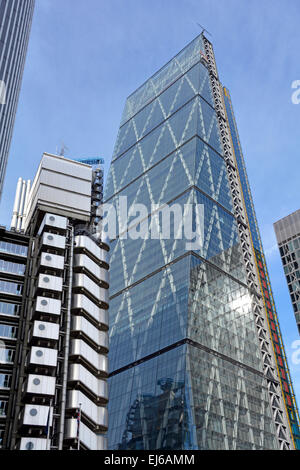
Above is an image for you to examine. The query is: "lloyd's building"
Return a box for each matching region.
[0,154,109,450]
[105,34,300,450]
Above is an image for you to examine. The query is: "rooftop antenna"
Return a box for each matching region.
[57,142,69,157]
[196,23,212,37]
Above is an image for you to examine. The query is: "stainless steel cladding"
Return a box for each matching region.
[67,390,108,428]
[8,151,109,451]
[70,339,108,375]
[23,404,53,427]
[68,230,109,449]
[71,316,108,351]
[34,296,61,316]
[68,364,108,401]
[29,346,58,367]
[26,375,56,396]
[20,438,48,451]
[24,154,93,231]
[73,273,109,304]
[74,235,109,266]
[65,419,107,450]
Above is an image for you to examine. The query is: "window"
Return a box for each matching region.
[0,324,17,339]
[0,241,27,257]
[0,259,26,275]
[0,400,8,416]
[0,280,22,295]
[0,424,4,448]
[0,374,11,388]
[0,348,15,363]
[0,302,20,316]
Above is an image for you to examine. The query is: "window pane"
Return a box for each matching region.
[0,301,20,316]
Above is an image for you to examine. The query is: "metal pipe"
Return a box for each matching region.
[58,224,74,450]
[10,177,23,230]
[16,180,26,232]
[77,403,82,451]
[46,398,53,450]
[21,179,31,232]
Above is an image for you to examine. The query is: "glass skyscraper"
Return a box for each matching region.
[105,34,300,450]
[0,0,35,200]
[274,209,300,335]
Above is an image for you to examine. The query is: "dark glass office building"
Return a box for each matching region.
[0,0,35,200]
[105,34,300,450]
[274,209,300,335]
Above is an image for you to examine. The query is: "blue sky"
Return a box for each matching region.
[0,0,300,405]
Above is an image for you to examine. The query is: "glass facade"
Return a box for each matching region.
[0,231,28,450]
[0,0,35,200]
[105,35,289,449]
[0,240,28,257]
[0,347,15,364]
[0,399,8,416]
[224,88,300,449]
[0,324,17,339]
[0,424,4,448]
[0,259,26,275]
[0,301,20,317]
[0,280,23,296]
[0,373,11,389]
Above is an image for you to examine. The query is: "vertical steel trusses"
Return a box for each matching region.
[202,35,293,449]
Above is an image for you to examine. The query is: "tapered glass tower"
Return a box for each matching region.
[105,34,300,450]
[0,0,35,200]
